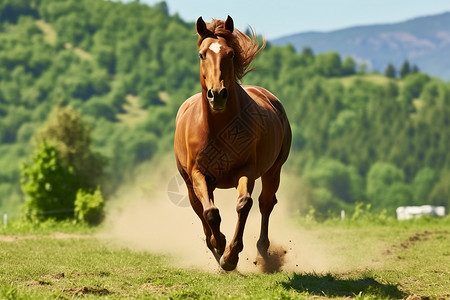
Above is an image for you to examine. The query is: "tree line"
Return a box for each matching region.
[0,0,449,220]
[385,60,419,79]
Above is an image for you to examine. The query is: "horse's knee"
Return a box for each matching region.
[236,196,253,214]
[203,207,221,227]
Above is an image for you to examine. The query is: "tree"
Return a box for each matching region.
[400,60,411,78]
[303,157,364,205]
[385,63,396,78]
[366,162,411,213]
[35,105,105,190]
[342,57,356,76]
[3,0,450,221]
[428,171,450,208]
[21,105,106,221]
[401,73,430,100]
[314,52,342,77]
[412,167,435,205]
[301,47,314,58]
[0,0,39,23]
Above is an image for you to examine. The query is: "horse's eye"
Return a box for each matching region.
[199,53,205,60]
[228,51,235,59]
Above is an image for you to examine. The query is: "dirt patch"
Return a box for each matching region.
[50,272,65,280]
[0,235,36,242]
[140,282,182,295]
[104,178,331,274]
[26,280,52,287]
[0,233,91,243]
[141,283,168,294]
[399,231,432,249]
[50,232,91,239]
[406,294,431,300]
[41,272,65,281]
[25,273,66,289]
[383,230,449,257]
[64,286,110,296]
[140,277,187,295]
[253,244,287,273]
[382,231,432,255]
[0,235,16,242]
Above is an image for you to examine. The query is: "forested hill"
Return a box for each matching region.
[1,0,450,219]
[272,12,450,80]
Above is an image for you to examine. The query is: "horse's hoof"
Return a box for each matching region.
[257,239,270,257]
[220,255,237,271]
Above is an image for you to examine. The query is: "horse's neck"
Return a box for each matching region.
[203,82,246,132]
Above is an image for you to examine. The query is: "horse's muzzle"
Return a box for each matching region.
[207,88,228,111]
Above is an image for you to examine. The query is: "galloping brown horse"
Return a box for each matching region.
[174,16,291,271]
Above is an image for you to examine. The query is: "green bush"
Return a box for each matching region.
[35,105,105,191]
[21,143,78,220]
[20,105,106,222]
[74,187,104,225]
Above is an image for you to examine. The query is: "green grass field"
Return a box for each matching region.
[1,216,449,299]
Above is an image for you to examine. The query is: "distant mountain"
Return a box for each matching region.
[272,12,450,80]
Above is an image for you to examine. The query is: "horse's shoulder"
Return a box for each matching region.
[176,93,202,123]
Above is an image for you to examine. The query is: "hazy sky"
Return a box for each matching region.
[136,0,450,39]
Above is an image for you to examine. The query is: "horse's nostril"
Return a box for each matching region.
[207,89,214,99]
[220,88,228,99]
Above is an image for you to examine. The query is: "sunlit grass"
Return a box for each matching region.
[337,73,401,88]
[1,216,448,299]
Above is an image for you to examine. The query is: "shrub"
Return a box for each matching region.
[21,105,106,223]
[35,105,105,191]
[74,187,104,225]
[21,143,78,220]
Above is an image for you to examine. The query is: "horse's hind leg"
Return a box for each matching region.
[220,176,254,271]
[257,167,281,257]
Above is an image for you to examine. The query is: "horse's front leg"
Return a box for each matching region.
[220,176,254,271]
[184,185,220,262]
[191,170,226,257]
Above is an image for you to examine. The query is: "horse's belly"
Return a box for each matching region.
[196,138,280,188]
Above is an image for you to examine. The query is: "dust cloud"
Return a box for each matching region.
[103,159,332,273]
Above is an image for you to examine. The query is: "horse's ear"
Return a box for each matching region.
[196,16,207,37]
[225,15,234,33]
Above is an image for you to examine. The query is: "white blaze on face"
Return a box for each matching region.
[209,42,222,54]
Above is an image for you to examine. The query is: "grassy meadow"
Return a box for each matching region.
[1,216,449,299]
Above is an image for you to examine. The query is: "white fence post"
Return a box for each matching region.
[3,212,6,228]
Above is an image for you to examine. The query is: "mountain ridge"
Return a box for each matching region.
[272,12,450,80]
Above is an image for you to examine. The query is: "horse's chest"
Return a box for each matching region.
[196,117,258,180]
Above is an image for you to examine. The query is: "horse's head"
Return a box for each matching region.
[196,16,236,112]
